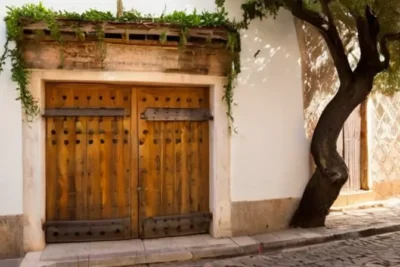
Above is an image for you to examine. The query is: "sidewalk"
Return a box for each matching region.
[20,199,400,267]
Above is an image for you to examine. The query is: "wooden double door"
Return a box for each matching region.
[44,83,211,243]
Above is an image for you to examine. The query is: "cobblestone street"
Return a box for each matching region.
[164,231,400,267]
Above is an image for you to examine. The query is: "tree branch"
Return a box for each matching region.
[319,0,334,23]
[353,6,382,70]
[379,32,400,70]
[287,0,353,83]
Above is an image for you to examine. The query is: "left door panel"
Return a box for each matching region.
[45,83,134,243]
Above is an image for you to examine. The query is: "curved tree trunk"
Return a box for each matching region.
[290,67,377,228]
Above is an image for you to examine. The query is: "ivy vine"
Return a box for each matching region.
[0,2,241,127]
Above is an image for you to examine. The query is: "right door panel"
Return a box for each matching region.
[136,87,210,238]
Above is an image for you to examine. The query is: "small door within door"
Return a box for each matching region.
[137,87,211,238]
[338,105,362,191]
[44,83,134,243]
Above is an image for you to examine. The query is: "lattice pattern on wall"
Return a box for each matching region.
[296,18,400,187]
[295,19,338,139]
[369,93,400,182]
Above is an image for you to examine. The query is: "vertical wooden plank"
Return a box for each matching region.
[46,84,58,108]
[153,121,163,216]
[198,120,210,212]
[115,88,129,218]
[137,89,150,236]
[74,87,90,220]
[110,118,119,217]
[100,86,115,220]
[99,118,112,219]
[116,116,127,217]
[46,117,57,221]
[46,85,59,221]
[171,90,183,215]
[337,125,346,190]
[185,90,200,214]
[121,87,132,220]
[87,117,101,219]
[162,120,175,215]
[360,101,369,190]
[173,121,182,215]
[66,117,77,220]
[61,87,76,220]
[87,87,102,220]
[53,84,71,220]
[74,117,87,220]
[198,88,210,212]
[173,125,183,215]
[138,90,157,220]
[343,105,362,191]
[158,93,173,215]
[58,118,69,220]
[155,93,164,216]
[137,89,147,235]
[353,107,362,191]
[179,91,190,215]
[188,121,200,213]
[130,88,139,237]
[154,93,164,217]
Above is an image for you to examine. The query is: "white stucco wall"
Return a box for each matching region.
[225,2,310,202]
[0,3,23,215]
[0,0,309,216]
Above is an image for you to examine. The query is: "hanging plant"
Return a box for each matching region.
[0,2,242,128]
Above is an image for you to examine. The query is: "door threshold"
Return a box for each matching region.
[333,190,376,208]
[26,234,245,267]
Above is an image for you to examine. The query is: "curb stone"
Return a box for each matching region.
[255,222,400,254]
[20,222,400,267]
[0,258,22,267]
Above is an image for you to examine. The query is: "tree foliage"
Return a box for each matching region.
[217,0,400,95]
[215,0,400,226]
[1,3,241,123]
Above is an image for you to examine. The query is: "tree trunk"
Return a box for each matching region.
[290,68,376,228]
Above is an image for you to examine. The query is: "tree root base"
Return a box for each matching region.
[289,168,347,228]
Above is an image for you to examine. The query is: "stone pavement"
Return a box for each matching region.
[162,231,400,266]
[19,199,400,267]
[0,258,22,267]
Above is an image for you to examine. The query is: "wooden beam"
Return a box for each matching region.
[140,108,213,121]
[21,20,229,42]
[43,108,129,117]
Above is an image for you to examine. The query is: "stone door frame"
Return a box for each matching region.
[22,69,232,252]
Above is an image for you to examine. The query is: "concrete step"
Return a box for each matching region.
[20,235,259,267]
[0,258,22,267]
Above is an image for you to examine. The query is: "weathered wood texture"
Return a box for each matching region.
[342,105,362,191]
[141,107,212,121]
[337,105,362,191]
[43,108,128,117]
[45,83,211,241]
[22,41,231,75]
[22,20,229,43]
[45,83,134,242]
[137,87,210,238]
